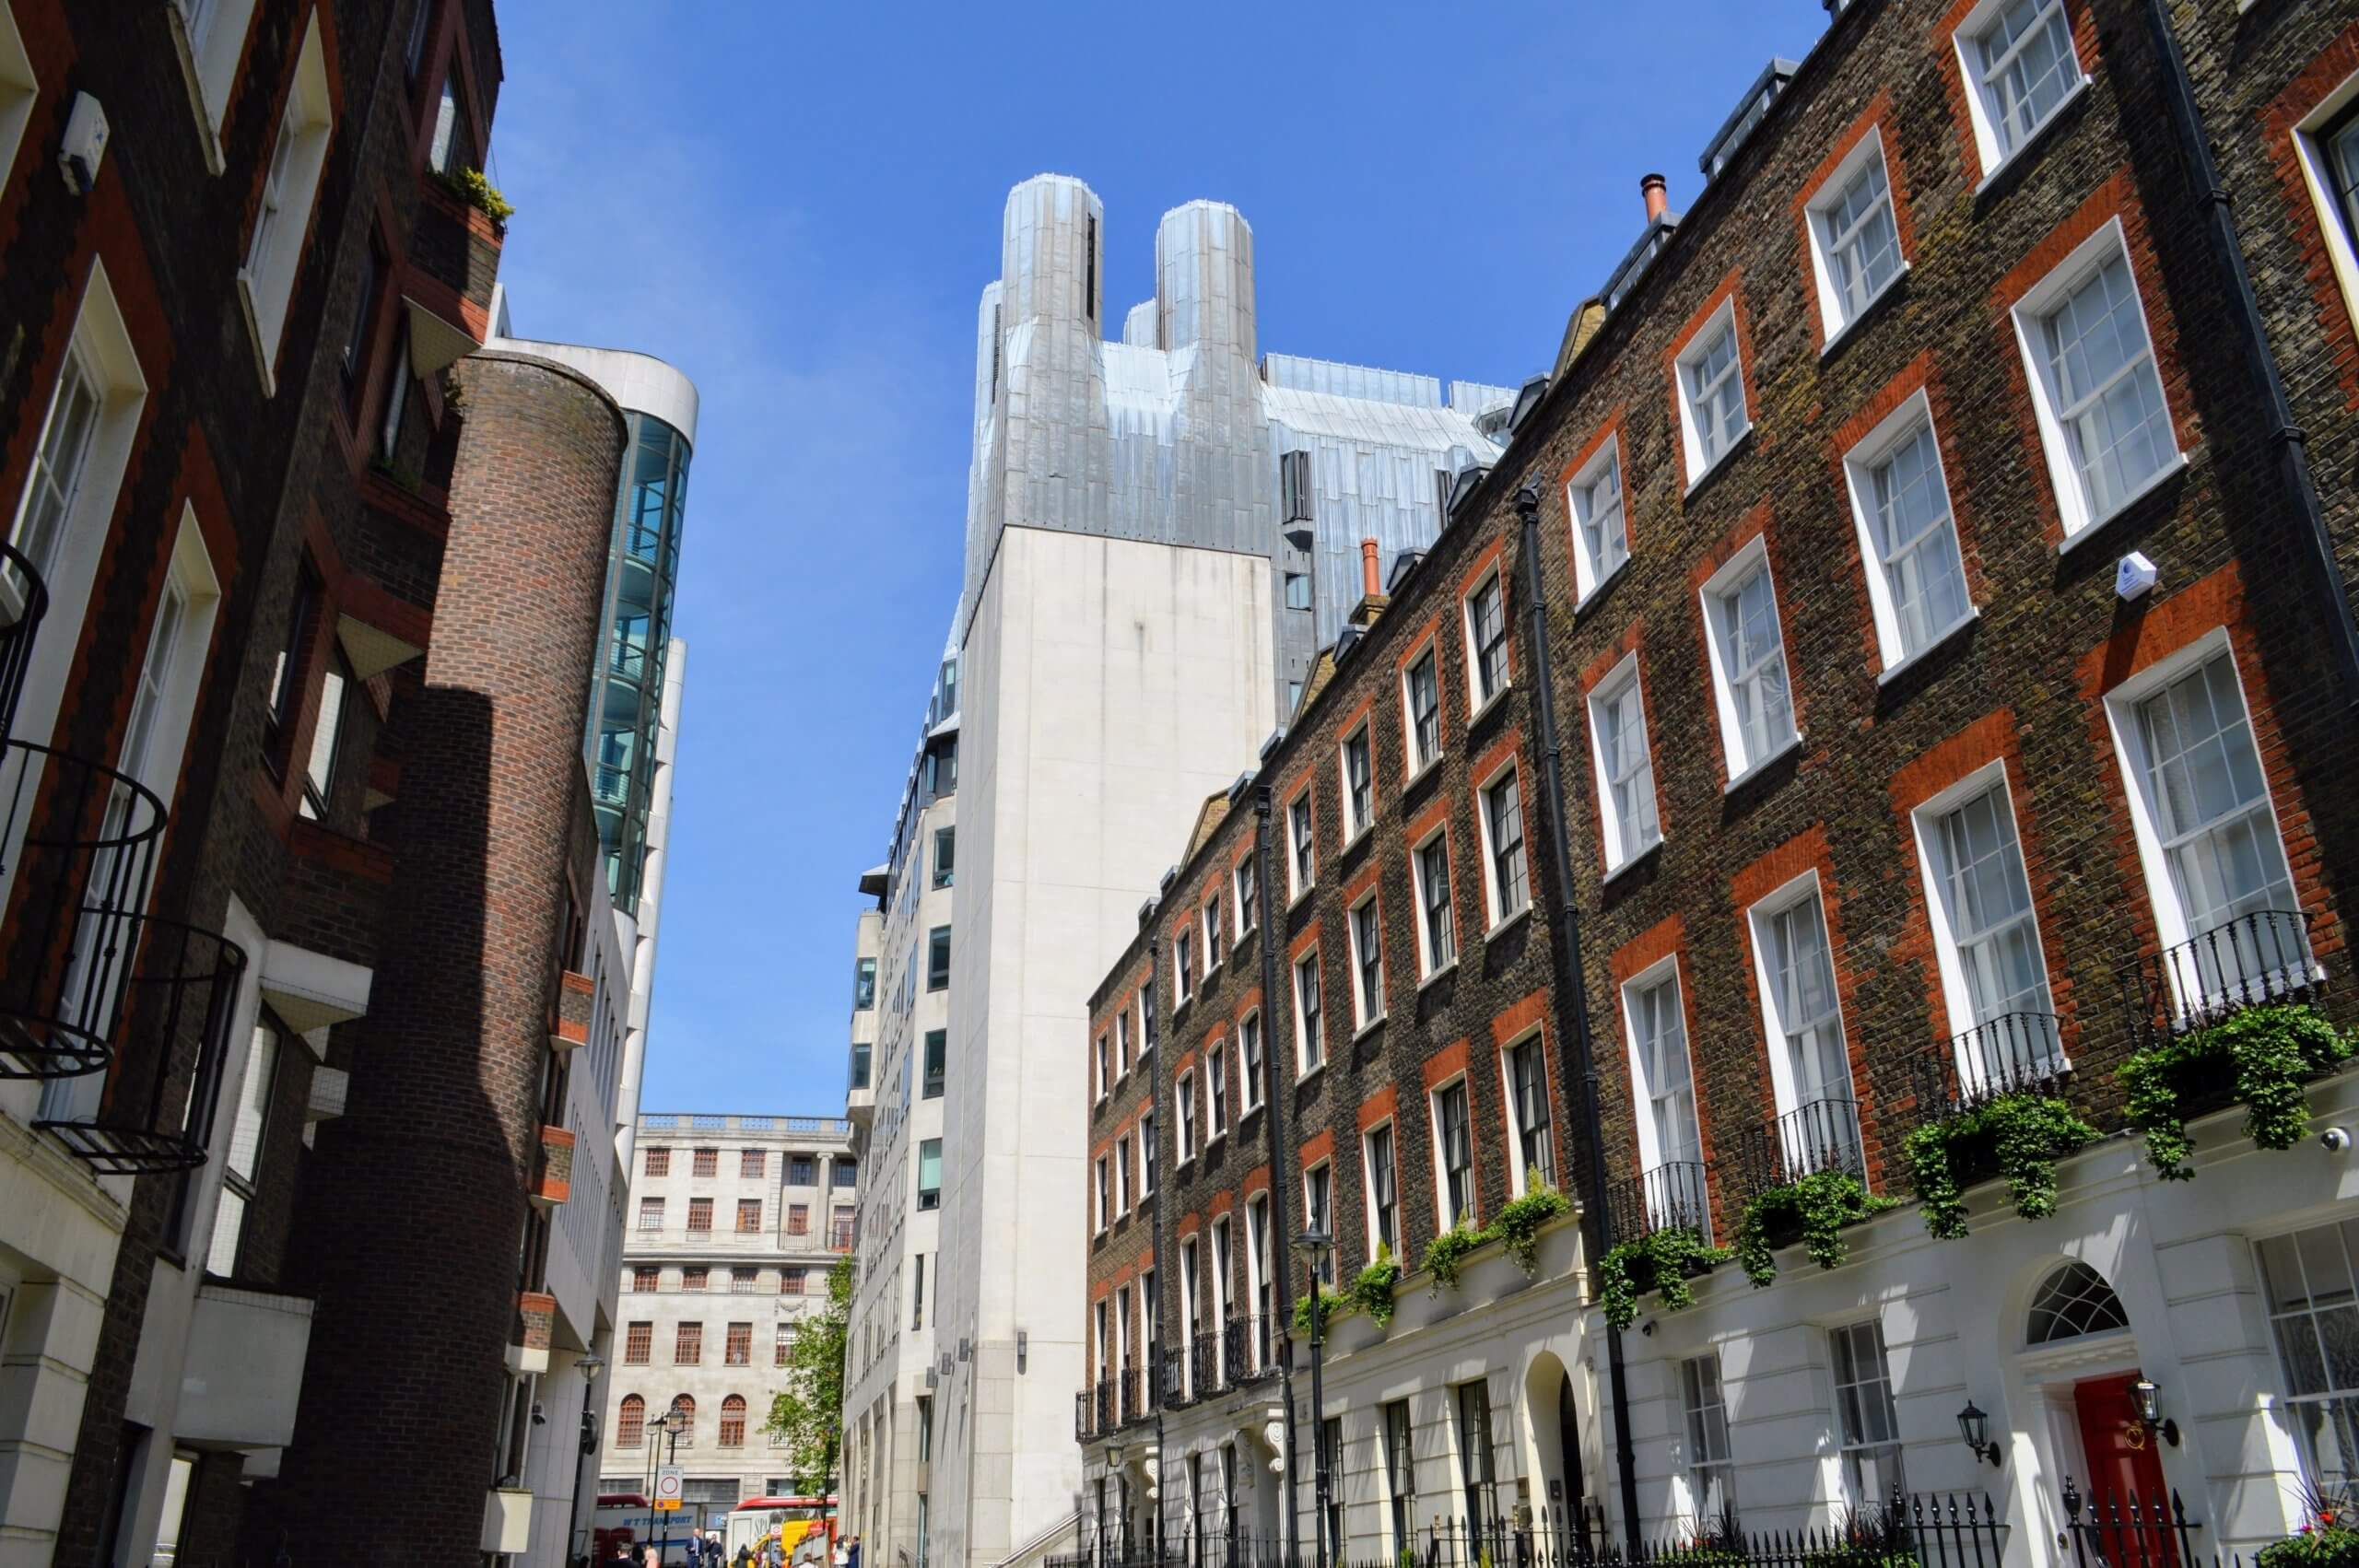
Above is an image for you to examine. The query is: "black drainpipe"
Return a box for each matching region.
[1253,784,1302,1562]
[1147,930,1169,1559]
[1516,483,1640,1550]
[2139,0,2359,704]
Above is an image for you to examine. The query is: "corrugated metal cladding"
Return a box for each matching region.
[958,174,1513,693]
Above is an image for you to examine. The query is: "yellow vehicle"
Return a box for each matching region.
[724,1496,838,1564]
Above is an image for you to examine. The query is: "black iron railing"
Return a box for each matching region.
[1190,1328,1217,1400]
[1074,1389,1090,1441]
[1220,1314,1278,1384]
[2120,907,2320,1055]
[1095,1377,1116,1433]
[1120,1363,1140,1425]
[0,743,168,1082]
[1731,1096,1864,1199]
[37,916,247,1174]
[2060,1480,2202,1568]
[1605,1160,1712,1244]
[0,544,50,750]
[1908,1012,2068,1119]
[1054,1491,2004,1568]
[1161,1343,1188,1409]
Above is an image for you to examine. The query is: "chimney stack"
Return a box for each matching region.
[1350,537,1391,629]
[1642,172,1668,225]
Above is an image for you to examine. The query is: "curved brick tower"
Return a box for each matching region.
[264,351,625,1565]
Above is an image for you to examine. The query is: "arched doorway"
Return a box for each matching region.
[2017,1259,2173,1548]
[1523,1352,1587,1533]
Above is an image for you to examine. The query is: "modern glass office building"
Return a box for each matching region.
[587,412,688,911]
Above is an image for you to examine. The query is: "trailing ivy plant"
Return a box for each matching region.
[1290,1284,1350,1338]
[2121,1003,2356,1181]
[1490,1184,1574,1275]
[1902,1092,2100,1241]
[1593,1226,1731,1332]
[1733,1169,1899,1288]
[1420,1225,1485,1293]
[1352,1247,1402,1328]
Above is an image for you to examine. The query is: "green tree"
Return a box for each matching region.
[765,1251,851,1492]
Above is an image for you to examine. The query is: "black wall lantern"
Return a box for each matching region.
[2132,1378,2182,1447]
[1956,1400,2004,1468]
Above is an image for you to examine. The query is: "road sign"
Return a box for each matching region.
[654,1466,684,1511]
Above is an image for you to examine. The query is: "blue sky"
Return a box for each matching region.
[486,1,1818,1111]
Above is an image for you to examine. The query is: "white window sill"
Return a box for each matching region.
[237,272,279,398]
[1297,1059,1327,1088]
[1683,432,1751,498]
[1175,1153,1196,1174]
[1417,959,1460,992]
[1289,886,1316,910]
[1974,77,2093,196]
[1344,825,1374,853]
[1602,837,1664,887]
[1202,958,1221,980]
[2054,453,2191,556]
[1723,731,1803,795]
[1573,557,1630,616]
[1817,261,1911,358]
[1353,1014,1386,1042]
[1483,904,1534,944]
[1203,1132,1226,1155]
[1402,755,1444,792]
[1875,607,1980,685]
[1466,685,1512,730]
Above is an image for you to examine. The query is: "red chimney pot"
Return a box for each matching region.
[1360,538,1381,599]
[1642,172,1668,224]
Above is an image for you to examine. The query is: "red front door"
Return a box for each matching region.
[2073,1374,2177,1566]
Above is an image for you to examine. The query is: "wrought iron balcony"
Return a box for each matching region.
[0,743,168,1082]
[0,543,49,746]
[2119,907,2321,1055]
[1907,1012,2067,1121]
[1119,1363,1140,1425]
[1074,1388,1090,1441]
[1160,1343,1188,1409]
[1604,1160,1713,1246]
[36,916,247,1174]
[1094,1377,1115,1434]
[1190,1328,1218,1400]
[1731,1096,1864,1200]
[1222,1313,1279,1386]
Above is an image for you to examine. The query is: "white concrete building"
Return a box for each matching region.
[887,173,1516,1568]
[598,1112,860,1526]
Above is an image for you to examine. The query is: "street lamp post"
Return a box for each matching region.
[656,1407,688,1566]
[570,1353,607,1566]
[1291,1227,1334,1568]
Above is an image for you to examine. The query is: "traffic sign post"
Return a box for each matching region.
[655,1465,685,1510]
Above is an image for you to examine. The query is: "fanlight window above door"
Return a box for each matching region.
[2027,1259,2130,1344]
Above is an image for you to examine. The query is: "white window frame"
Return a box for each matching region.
[1412,824,1458,983]
[1803,128,1907,347]
[1362,1121,1400,1260]
[1474,757,1532,934]
[1095,1033,1110,1104]
[1401,638,1443,779]
[1743,871,1863,1175]
[1622,956,1707,1228]
[1673,297,1751,486]
[1462,568,1511,713]
[2100,628,2308,1015]
[1340,721,1375,843]
[1431,1076,1476,1233]
[1234,856,1258,937]
[1829,1319,1906,1507]
[1680,1354,1737,1528]
[1175,928,1193,1006]
[0,263,148,923]
[1840,390,1977,676]
[1209,1215,1233,1326]
[2007,217,2186,547]
[1176,1069,1197,1163]
[0,2,36,192]
[1698,534,1801,787]
[1500,1027,1555,1197]
[1586,651,1662,876]
[1295,950,1325,1076]
[1139,1111,1154,1197]
[1907,760,2064,1082]
[1203,892,1224,975]
[237,14,334,392]
[1208,1040,1229,1138]
[1565,436,1629,605]
[166,0,260,171]
[2289,74,2359,347]
[1094,1154,1110,1235]
[1951,0,2089,184]
[1287,787,1316,903]
[1239,1010,1264,1114]
[1347,891,1385,1033]
[1116,1134,1132,1216]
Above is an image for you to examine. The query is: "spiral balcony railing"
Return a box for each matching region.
[2118,907,2321,1055]
[1605,1160,1713,1245]
[1906,1011,2068,1121]
[0,742,168,1081]
[1731,1095,1865,1200]
[36,915,247,1174]
[0,543,51,749]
